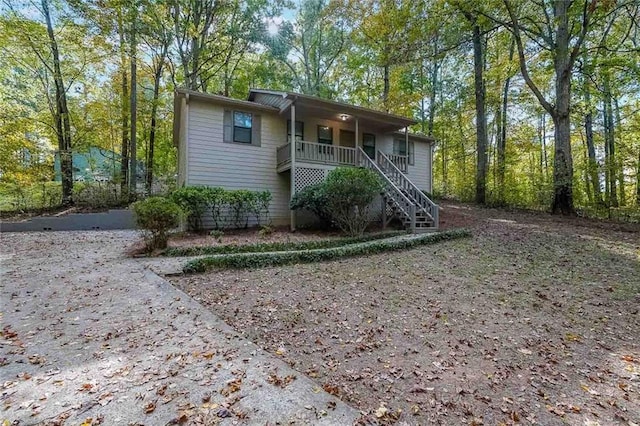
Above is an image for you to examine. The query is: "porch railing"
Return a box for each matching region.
[296,140,357,166]
[387,153,408,172]
[276,140,359,168]
[377,151,438,227]
[277,143,290,168]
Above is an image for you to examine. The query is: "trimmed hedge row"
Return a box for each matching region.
[164,230,407,257]
[183,228,471,273]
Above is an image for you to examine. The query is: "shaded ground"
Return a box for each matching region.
[166,227,346,250]
[0,231,357,425]
[171,202,640,425]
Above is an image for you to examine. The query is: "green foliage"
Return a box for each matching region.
[133,196,183,251]
[170,186,272,231]
[0,182,61,212]
[227,189,254,229]
[291,168,383,235]
[258,224,274,238]
[170,186,216,232]
[323,167,384,236]
[290,183,332,228]
[164,230,405,257]
[0,182,130,213]
[253,190,272,226]
[73,182,131,209]
[209,187,228,229]
[576,206,640,223]
[183,228,471,273]
[209,229,224,242]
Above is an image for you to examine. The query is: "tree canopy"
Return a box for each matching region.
[1,0,639,213]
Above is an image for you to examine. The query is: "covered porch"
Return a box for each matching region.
[276,140,408,173]
[272,91,414,174]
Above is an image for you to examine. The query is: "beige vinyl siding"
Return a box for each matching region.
[186,99,290,225]
[406,140,431,191]
[177,96,188,186]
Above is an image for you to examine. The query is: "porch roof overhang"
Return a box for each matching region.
[392,131,437,145]
[248,89,417,133]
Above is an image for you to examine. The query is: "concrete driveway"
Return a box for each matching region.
[0,230,358,425]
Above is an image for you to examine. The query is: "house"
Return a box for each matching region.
[54,147,143,183]
[173,89,439,232]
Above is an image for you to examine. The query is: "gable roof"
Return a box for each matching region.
[173,89,280,146]
[173,88,424,145]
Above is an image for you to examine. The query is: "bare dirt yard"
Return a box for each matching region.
[170,202,640,425]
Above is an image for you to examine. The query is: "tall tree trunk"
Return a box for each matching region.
[584,79,602,205]
[581,135,592,204]
[636,149,640,205]
[42,0,73,205]
[129,5,137,196]
[496,41,513,205]
[118,8,129,192]
[469,19,488,205]
[383,63,390,112]
[539,113,549,180]
[427,59,439,137]
[146,56,164,193]
[603,72,617,207]
[506,0,583,214]
[420,61,425,133]
[550,0,574,215]
[614,97,625,206]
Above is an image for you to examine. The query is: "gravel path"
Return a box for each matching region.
[0,230,357,425]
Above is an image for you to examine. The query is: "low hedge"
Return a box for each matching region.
[183,228,471,273]
[164,230,407,257]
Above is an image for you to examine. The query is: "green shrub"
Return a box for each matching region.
[164,230,406,257]
[74,182,131,209]
[133,197,183,251]
[258,224,274,238]
[183,228,470,273]
[169,186,272,231]
[209,229,224,242]
[209,187,228,229]
[290,183,332,228]
[171,186,215,232]
[323,167,383,236]
[253,191,272,226]
[227,189,254,229]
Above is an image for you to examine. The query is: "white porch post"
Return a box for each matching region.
[290,104,296,232]
[405,127,409,172]
[355,117,359,164]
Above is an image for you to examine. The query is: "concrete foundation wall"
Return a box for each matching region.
[0,209,136,233]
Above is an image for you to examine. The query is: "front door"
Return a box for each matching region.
[339,130,355,148]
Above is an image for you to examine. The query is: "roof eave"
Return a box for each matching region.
[283,93,416,128]
[177,88,280,113]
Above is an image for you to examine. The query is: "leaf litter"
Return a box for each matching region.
[172,201,640,425]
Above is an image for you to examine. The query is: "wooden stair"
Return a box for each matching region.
[358,148,439,233]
